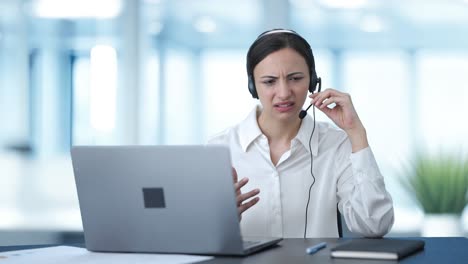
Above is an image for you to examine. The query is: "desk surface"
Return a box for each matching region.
[1,237,467,263]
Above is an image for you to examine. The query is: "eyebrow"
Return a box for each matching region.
[260,72,305,79]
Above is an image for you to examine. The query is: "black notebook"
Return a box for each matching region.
[330,238,425,260]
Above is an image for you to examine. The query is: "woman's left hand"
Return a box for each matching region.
[309,88,369,152]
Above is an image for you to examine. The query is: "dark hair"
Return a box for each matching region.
[246,29,316,79]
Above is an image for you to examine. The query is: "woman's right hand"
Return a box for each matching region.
[232,167,260,221]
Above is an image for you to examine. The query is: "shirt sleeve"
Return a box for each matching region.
[335,139,395,237]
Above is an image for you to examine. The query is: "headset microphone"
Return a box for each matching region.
[299,104,313,119]
[299,77,321,120]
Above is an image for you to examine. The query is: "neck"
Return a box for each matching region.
[257,111,302,143]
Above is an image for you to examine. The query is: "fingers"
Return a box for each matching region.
[232,168,241,195]
[309,88,351,109]
[231,168,260,217]
[318,96,338,109]
[239,196,260,215]
[316,103,333,116]
[234,177,249,196]
[309,88,339,100]
[236,188,260,206]
[232,167,238,183]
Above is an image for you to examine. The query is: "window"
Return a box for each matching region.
[164,49,198,144]
[201,50,256,142]
[72,45,118,145]
[139,54,160,144]
[342,51,412,211]
[416,52,468,152]
[342,51,412,163]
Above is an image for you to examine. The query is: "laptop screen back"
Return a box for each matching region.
[71,145,244,254]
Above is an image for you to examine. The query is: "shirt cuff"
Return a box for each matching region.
[349,147,382,182]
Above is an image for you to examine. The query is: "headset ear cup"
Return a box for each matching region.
[248,75,258,99]
[309,72,317,93]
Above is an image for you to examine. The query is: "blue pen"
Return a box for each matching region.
[306,242,327,254]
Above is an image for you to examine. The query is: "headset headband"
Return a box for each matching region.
[257,29,298,38]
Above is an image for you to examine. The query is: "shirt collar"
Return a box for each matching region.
[238,105,319,155]
[238,105,263,152]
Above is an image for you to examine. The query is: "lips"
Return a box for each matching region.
[275,102,294,107]
[274,101,295,112]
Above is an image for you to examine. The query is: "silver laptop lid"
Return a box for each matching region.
[71,145,244,255]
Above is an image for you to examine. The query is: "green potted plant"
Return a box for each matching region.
[399,152,468,236]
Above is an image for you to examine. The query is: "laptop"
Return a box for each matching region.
[71,145,282,256]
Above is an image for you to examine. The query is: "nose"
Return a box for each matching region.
[277,79,292,99]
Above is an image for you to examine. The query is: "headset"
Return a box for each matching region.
[246,29,322,100]
[246,29,322,238]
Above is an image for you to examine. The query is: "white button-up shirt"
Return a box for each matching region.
[208,106,394,238]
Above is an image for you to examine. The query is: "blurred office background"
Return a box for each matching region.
[1,0,468,245]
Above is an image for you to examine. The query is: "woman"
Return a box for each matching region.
[209,29,394,238]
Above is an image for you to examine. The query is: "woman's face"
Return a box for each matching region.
[253,48,310,123]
